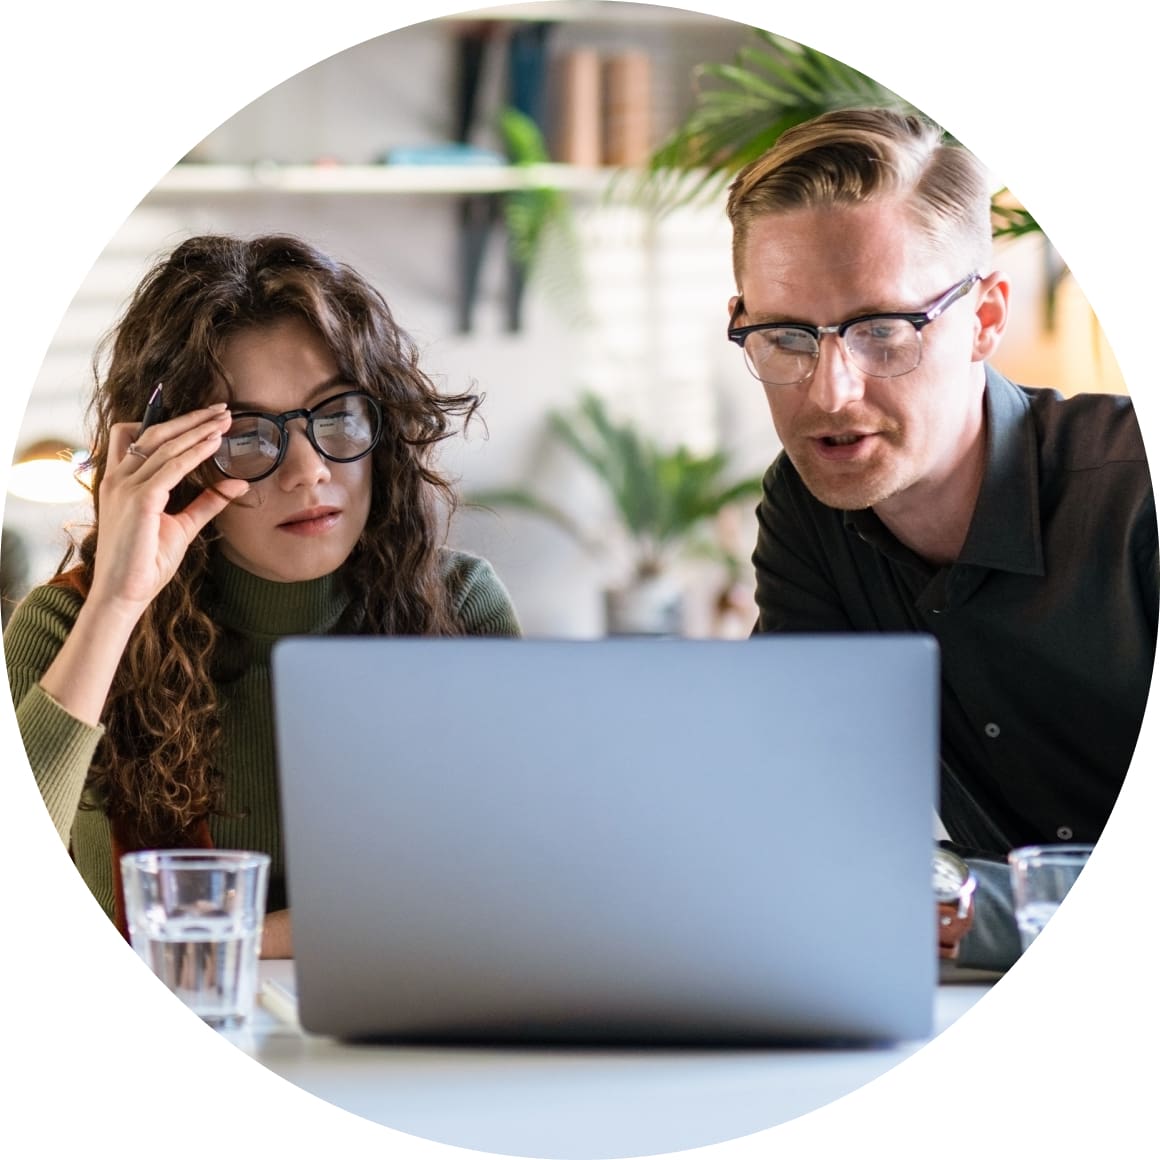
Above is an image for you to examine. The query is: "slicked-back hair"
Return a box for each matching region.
[726,107,993,281]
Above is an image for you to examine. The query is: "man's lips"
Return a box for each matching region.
[804,430,880,461]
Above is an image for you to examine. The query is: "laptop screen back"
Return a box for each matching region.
[272,634,939,1044]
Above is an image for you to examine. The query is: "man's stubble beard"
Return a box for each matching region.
[788,434,909,514]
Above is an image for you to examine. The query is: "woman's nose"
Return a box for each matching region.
[277,421,331,489]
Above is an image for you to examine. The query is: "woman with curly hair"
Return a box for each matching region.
[5,233,520,957]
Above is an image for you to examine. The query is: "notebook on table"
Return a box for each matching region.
[271,634,939,1045]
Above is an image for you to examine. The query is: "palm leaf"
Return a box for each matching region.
[992,194,1043,239]
[556,394,660,538]
[634,31,913,216]
[465,486,587,543]
[704,475,766,512]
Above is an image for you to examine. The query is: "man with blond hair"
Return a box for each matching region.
[726,108,1156,969]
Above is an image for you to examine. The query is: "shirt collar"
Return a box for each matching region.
[957,366,1044,575]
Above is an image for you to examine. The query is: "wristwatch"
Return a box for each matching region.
[933,847,977,959]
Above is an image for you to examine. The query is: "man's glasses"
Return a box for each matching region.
[213,389,383,482]
[727,273,981,386]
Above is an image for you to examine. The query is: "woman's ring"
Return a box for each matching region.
[126,443,149,461]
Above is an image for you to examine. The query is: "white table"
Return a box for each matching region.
[228,961,998,1159]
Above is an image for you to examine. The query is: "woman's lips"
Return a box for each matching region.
[277,507,341,535]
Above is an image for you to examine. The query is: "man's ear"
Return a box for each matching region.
[972,271,1010,362]
[728,293,742,320]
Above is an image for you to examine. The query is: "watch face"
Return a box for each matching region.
[932,848,970,902]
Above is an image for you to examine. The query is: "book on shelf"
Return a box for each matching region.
[551,46,654,168]
[553,48,602,167]
[602,51,652,167]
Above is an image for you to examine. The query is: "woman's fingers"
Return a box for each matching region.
[168,478,251,544]
[90,403,248,607]
[110,403,232,469]
[110,407,235,497]
[110,401,231,452]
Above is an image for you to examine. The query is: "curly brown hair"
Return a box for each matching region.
[53,233,480,842]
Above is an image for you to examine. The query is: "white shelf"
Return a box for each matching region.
[147,162,622,198]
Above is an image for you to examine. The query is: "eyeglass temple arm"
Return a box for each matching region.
[926,273,981,322]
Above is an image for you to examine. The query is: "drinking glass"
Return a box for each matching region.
[121,849,271,1030]
[1007,843,1093,952]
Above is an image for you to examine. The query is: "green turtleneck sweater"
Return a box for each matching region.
[4,548,520,920]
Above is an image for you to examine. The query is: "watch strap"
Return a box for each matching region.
[938,880,976,959]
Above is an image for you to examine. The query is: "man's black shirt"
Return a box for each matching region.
[753,366,1158,853]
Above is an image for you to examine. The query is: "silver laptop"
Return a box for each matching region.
[271,634,939,1045]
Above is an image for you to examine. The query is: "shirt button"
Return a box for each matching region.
[1057,825,1074,840]
[984,722,1001,738]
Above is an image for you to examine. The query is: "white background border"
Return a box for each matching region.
[2,1,1154,1156]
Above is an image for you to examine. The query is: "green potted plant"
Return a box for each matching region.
[469,391,764,635]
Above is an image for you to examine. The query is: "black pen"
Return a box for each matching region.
[134,382,165,439]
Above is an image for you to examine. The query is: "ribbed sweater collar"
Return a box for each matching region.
[206,551,353,642]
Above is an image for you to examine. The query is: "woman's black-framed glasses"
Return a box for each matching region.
[727,273,982,387]
[213,389,383,482]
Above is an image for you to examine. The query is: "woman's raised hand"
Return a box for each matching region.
[87,404,251,615]
[38,404,251,727]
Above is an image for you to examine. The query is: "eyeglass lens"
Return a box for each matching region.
[213,392,380,480]
[744,318,922,385]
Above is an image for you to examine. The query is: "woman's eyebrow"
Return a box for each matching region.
[305,374,355,403]
[229,373,352,412]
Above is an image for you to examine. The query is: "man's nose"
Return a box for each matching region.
[805,333,866,413]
